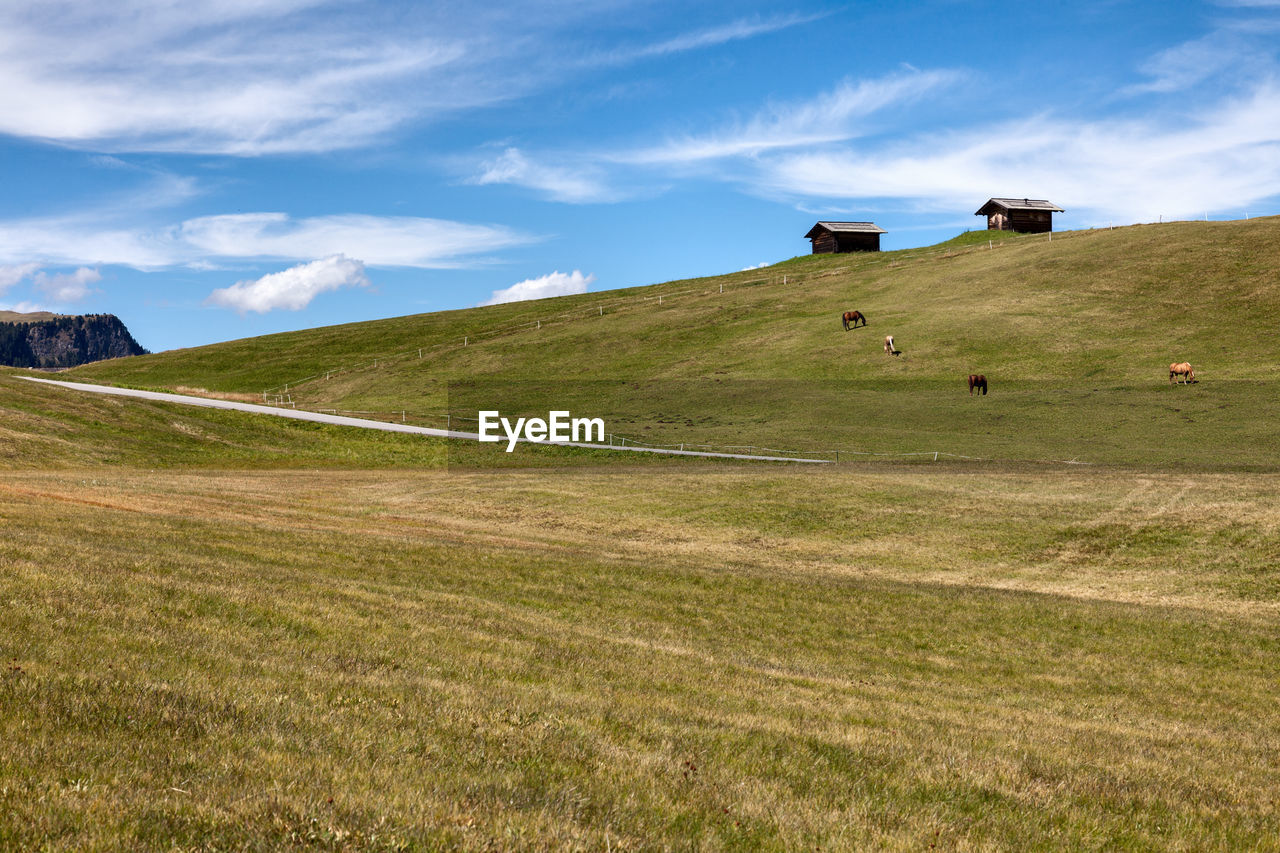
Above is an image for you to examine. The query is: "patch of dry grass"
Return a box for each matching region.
[4,465,1280,849]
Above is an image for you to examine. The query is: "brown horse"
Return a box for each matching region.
[842,310,866,331]
[1169,362,1195,385]
[968,374,987,395]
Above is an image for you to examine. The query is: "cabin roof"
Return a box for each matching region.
[805,221,887,238]
[975,198,1064,215]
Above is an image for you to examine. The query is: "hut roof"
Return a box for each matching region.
[804,221,887,238]
[975,198,1064,215]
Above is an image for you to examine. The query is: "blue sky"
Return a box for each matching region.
[1,0,1279,352]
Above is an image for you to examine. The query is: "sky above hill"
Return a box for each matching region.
[1,0,1278,352]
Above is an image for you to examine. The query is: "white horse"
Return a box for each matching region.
[884,335,900,356]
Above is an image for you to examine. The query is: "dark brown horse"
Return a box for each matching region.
[968,374,987,395]
[842,310,866,331]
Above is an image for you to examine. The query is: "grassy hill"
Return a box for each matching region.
[8,219,1280,849]
[67,218,1280,468]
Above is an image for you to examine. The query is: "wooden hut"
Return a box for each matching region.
[975,198,1063,233]
[804,221,886,253]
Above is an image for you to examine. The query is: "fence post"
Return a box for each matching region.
[599,306,603,316]
[447,414,451,431]
[401,411,406,423]
[418,348,422,359]
[464,336,467,346]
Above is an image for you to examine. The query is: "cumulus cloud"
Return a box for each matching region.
[0,211,536,271]
[35,267,101,302]
[481,270,594,306]
[205,255,370,314]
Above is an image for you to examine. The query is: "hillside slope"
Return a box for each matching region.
[65,219,1280,467]
[74,219,1280,388]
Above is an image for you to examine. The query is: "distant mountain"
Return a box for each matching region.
[0,313,148,368]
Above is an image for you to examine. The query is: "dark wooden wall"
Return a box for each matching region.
[810,231,837,253]
[987,209,1053,233]
[810,231,880,253]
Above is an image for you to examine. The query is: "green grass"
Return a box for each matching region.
[67,218,1280,468]
[4,466,1280,849]
[0,372,678,470]
[8,219,1280,848]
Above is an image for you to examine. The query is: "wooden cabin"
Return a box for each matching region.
[975,198,1063,233]
[804,221,886,253]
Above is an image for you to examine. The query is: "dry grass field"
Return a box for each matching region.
[5,464,1280,849]
[6,221,1280,848]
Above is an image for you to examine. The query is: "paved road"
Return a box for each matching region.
[18,376,832,464]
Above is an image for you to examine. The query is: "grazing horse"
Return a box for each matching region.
[1169,362,1195,385]
[884,335,900,356]
[842,310,866,331]
[968,374,987,395]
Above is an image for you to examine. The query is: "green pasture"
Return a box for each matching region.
[68,219,1280,468]
[5,218,1280,848]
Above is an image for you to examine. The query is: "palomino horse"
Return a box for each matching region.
[842,310,866,331]
[884,335,900,356]
[968,374,987,395]
[1169,362,1195,385]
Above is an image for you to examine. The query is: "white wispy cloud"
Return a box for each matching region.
[0,262,41,294]
[1124,16,1280,95]
[603,13,827,64]
[474,69,961,201]
[206,255,369,314]
[0,300,52,314]
[0,1,608,155]
[481,269,594,306]
[34,267,101,302]
[758,81,1280,222]
[0,1,805,156]
[619,69,964,165]
[0,211,536,271]
[473,148,611,202]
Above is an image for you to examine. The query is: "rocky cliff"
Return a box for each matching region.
[0,314,148,368]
